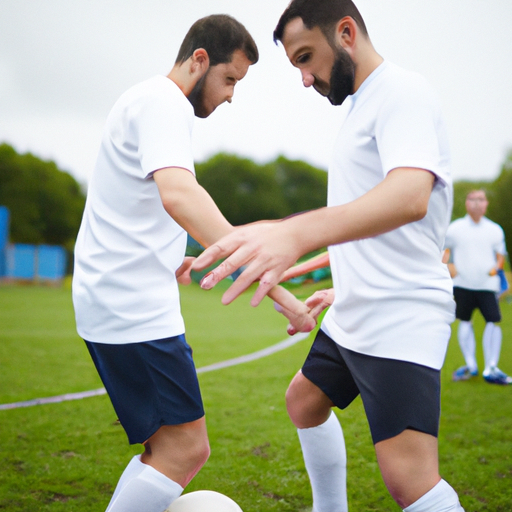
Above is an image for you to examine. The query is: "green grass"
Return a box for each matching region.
[0,282,511,511]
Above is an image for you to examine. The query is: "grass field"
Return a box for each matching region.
[0,281,511,511]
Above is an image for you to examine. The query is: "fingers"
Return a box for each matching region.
[176,257,195,285]
[192,244,227,271]
[269,286,317,335]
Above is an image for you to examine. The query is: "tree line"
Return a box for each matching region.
[0,142,511,260]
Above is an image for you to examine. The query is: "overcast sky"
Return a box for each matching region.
[1,0,511,186]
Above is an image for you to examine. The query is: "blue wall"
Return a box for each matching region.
[0,206,67,282]
[0,206,9,276]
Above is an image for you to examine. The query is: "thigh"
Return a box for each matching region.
[476,291,501,323]
[337,346,441,445]
[453,286,476,321]
[301,330,361,411]
[85,335,205,445]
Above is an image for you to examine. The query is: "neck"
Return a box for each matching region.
[167,63,197,97]
[352,42,383,92]
[469,213,483,223]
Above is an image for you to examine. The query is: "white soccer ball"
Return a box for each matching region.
[166,490,243,512]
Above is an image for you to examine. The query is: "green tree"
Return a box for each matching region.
[267,155,327,215]
[487,149,512,250]
[0,143,86,253]
[196,153,284,225]
[195,153,327,226]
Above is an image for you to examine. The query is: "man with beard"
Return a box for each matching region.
[193,1,466,511]
[72,14,314,512]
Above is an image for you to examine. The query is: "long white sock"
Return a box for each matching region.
[297,411,348,512]
[483,323,502,372]
[106,456,183,512]
[403,479,464,511]
[457,321,477,372]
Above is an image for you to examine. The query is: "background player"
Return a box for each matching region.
[444,189,511,385]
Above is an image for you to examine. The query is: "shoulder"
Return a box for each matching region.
[482,217,505,234]
[118,76,189,110]
[112,76,193,125]
[447,217,468,233]
[379,62,436,100]
[373,62,442,123]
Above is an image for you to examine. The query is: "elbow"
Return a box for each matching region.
[411,202,429,222]
[405,197,429,223]
[160,191,183,218]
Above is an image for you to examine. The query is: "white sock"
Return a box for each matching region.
[457,321,477,372]
[297,411,348,512]
[483,323,502,373]
[106,455,183,512]
[403,479,464,511]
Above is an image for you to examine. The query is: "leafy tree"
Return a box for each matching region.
[487,150,512,250]
[195,153,327,226]
[0,143,86,253]
[267,155,328,215]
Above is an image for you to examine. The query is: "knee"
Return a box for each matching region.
[286,372,332,428]
[191,436,210,469]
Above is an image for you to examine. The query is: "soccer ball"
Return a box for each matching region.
[166,490,243,511]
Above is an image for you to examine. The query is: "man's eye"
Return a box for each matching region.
[297,54,310,65]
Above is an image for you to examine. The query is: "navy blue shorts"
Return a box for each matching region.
[453,286,501,323]
[302,330,441,445]
[85,335,205,445]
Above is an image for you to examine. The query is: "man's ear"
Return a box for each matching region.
[335,16,357,50]
[190,48,210,78]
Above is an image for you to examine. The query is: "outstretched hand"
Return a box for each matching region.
[268,286,317,335]
[192,222,301,306]
[274,288,334,335]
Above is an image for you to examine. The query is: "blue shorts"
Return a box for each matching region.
[302,330,441,444]
[85,335,205,445]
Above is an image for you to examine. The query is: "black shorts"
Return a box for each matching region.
[453,286,501,323]
[85,335,205,445]
[302,330,441,445]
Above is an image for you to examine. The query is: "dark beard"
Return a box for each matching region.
[327,49,355,106]
[187,70,209,118]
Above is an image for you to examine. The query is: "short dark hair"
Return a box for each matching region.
[274,0,368,45]
[176,14,259,66]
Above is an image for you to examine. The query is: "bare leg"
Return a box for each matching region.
[287,371,348,512]
[375,429,440,509]
[141,417,210,488]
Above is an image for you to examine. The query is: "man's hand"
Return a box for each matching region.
[176,257,195,285]
[274,288,334,335]
[268,286,317,335]
[193,221,302,306]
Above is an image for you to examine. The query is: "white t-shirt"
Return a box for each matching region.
[445,215,506,292]
[321,61,455,370]
[72,76,195,344]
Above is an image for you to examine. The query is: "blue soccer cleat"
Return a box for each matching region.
[483,367,512,385]
[452,366,478,381]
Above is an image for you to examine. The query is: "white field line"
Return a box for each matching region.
[0,332,310,411]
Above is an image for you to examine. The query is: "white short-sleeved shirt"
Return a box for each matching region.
[72,76,195,344]
[321,61,456,370]
[445,215,506,293]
